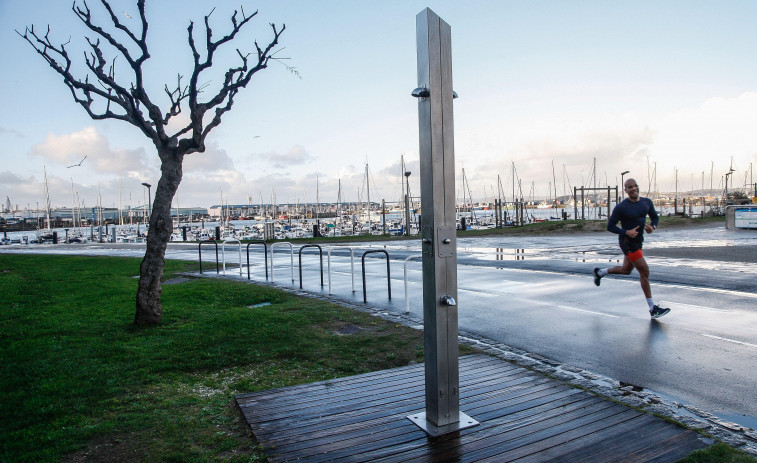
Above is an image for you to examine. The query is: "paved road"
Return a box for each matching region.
[266,222,757,431]
[3,222,756,432]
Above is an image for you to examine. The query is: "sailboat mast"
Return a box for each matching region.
[365,163,371,232]
[552,160,558,207]
[43,166,51,230]
[219,187,224,225]
[497,174,502,209]
[71,178,76,232]
[460,167,468,217]
[119,177,123,226]
[337,178,342,227]
[401,154,406,216]
[512,162,516,205]
[98,187,103,227]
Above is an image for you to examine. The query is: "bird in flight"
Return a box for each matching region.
[67,155,87,168]
[123,11,132,19]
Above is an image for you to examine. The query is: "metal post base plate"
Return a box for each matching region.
[407,411,479,436]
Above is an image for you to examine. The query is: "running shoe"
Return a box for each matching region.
[593,268,602,286]
[650,305,671,319]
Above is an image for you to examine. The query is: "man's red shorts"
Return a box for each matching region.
[627,249,644,262]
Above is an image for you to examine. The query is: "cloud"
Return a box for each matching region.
[455,92,757,197]
[0,172,40,208]
[249,145,317,169]
[457,112,656,199]
[0,127,25,138]
[650,91,757,182]
[28,127,148,174]
[0,171,32,185]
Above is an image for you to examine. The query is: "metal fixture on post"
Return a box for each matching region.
[141,182,152,221]
[405,171,412,235]
[407,7,478,437]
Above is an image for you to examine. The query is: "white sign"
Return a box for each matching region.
[734,207,757,229]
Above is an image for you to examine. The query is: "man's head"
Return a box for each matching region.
[624,178,640,201]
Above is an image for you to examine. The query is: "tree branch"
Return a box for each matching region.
[20,1,287,154]
[178,11,285,153]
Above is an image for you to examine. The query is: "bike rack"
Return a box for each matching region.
[361,249,391,303]
[198,240,219,274]
[327,247,355,295]
[246,241,269,280]
[270,242,295,283]
[403,254,422,313]
[298,244,324,289]
[221,239,242,276]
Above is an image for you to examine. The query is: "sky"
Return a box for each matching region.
[1,0,756,213]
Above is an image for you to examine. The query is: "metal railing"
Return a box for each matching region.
[246,241,268,280]
[298,244,324,289]
[221,239,242,276]
[198,240,219,274]
[327,247,355,295]
[361,249,391,303]
[270,242,295,283]
[403,254,422,313]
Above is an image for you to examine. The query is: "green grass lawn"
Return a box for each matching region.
[0,255,429,462]
[0,248,752,463]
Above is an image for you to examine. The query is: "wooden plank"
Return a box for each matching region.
[259,376,559,460]
[614,431,708,463]
[559,417,685,462]
[248,366,537,439]
[281,386,586,462]
[275,383,584,461]
[236,354,709,462]
[342,394,606,463]
[262,372,552,451]
[239,355,508,415]
[248,361,530,424]
[237,354,500,403]
[406,400,625,462]
[376,390,593,463]
[533,414,670,462]
[472,409,641,462]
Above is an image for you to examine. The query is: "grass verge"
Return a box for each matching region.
[0,254,432,462]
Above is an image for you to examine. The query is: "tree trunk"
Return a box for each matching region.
[134,149,183,325]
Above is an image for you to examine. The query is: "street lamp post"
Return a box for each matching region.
[724,169,734,202]
[404,171,411,236]
[141,182,152,223]
[618,171,629,203]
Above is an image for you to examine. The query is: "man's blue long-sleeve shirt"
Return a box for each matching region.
[607,197,659,241]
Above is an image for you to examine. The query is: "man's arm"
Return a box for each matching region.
[607,205,624,235]
[648,199,659,227]
[645,198,659,233]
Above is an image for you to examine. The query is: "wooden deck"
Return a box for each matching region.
[235,354,709,462]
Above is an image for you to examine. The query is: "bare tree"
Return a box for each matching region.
[19,0,286,325]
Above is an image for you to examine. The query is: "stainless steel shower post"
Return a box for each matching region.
[407,8,478,436]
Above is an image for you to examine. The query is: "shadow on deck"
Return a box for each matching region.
[235,354,709,462]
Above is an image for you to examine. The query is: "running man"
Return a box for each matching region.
[593,178,670,319]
